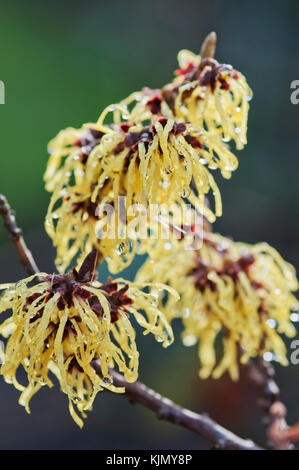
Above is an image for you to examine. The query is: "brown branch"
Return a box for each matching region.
[0,194,264,450]
[0,195,40,276]
[282,422,299,443]
[243,358,293,450]
[93,362,262,450]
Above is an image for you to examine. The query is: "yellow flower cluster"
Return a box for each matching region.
[44,39,251,274]
[0,251,176,427]
[137,232,299,380]
[164,48,251,150]
[5,33,293,431]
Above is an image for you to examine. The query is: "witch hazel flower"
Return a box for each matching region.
[137,231,299,380]
[0,250,177,427]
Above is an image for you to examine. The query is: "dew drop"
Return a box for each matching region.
[263,351,274,362]
[266,318,276,329]
[183,308,190,318]
[164,166,174,175]
[164,242,173,250]
[103,376,113,385]
[290,313,299,322]
[180,187,191,198]
[116,241,130,255]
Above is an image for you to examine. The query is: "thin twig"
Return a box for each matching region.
[93,362,262,450]
[0,195,40,276]
[0,193,264,450]
[243,358,293,450]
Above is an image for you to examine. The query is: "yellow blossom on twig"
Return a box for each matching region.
[0,251,177,427]
[44,40,250,274]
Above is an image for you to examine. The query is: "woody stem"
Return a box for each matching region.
[92,363,262,450]
[243,358,292,449]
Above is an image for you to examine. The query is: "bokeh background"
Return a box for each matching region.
[0,0,298,450]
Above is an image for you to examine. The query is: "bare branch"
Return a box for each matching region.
[243,359,293,450]
[93,362,262,450]
[0,195,39,276]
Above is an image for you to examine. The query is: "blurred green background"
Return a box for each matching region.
[0,0,299,450]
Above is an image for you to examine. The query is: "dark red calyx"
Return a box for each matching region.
[198,62,232,92]
[63,317,81,340]
[120,123,130,133]
[188,258,216,291]
[251,281,264,290]
[175,61,196,78]
[71,199,99,220]
[42,251,99,310]
[219,77,230,90]
[173,122,186,135]
[73,128,103,164]
[147,95,162,114]
[28,291,55,323]
[258,300,267,316]
[71,201,85,214]
[189,252,256,292]
[184,134,202,149]
[67,357,84,373]
[157,117,168,127]
[113,126,154,154]
[27,252,133,327]
[221,254,255,281]
[26,292,42,305]
[45,273,77,309]
[90,281,133,323]
[152,119,186,137]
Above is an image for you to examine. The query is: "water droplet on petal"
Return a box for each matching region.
[180,187,191,198]
[116,241,130,255]
[263,351,273,362]
[290,313,299,322]
[103,376,113,385]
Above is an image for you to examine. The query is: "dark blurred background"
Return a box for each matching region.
[0,0,298,450]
